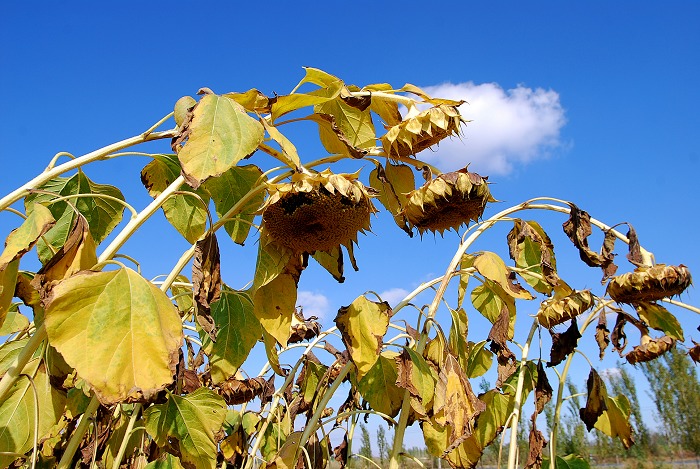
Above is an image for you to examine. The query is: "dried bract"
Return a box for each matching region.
[607,264,692,304]
[381,104,463,158]
[401,168,494,235]
[261,169,377,254]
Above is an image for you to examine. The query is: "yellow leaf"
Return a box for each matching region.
[254,272,297,348]
[474,251,534,299]
[0,203,55,269]
[335,295,391,380]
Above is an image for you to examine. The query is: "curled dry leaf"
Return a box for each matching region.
[625,335,675,365]
[596,312,611,360]
[611,313,629,355]
[332,434,349,469]
[547,321,582,367]
[607,264,692,304]
[381,104,463,158]
[507,219,559,294]
[193,232,222,341]
[537,290,594,329]
[626,224,645,266]
[562,204,617,281]
[401,168,495,235]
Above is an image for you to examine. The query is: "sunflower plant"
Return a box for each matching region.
[0,68,697,469]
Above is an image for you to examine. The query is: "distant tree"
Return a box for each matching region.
[359,423,373,467]
[545,378,588,459]
[377,425,390,465]
[607,364,651,457]
[641,347,700,456]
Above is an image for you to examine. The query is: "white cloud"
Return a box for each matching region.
[378,288,411,306]
[420,82,567,175]
[297,290,331,320]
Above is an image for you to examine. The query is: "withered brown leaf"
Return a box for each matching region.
[534,361,553,414]
[333,434,349,469]
[626,224,644,266]
[547,321,582,367]
[596,312,611,360]
[562,204,617,281]
[525,417,547,469]
[193,231,221,341]
[579,368,608,431]
[689,340,700,364]
[611,313,629,355]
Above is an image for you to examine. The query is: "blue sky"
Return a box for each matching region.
[2,0,699,453]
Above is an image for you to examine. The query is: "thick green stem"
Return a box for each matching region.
[111,404,142,469]
[57,395,101,469]
[0,324,46,402]
[0,129,175,212]
[507,320,540,469]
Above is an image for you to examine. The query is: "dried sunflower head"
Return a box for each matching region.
[537,290,595,329]
[381,104,463,158]
[401,168,495,235]
[261,169,377,254]
[625,335,675,365]
[607,264,692,304]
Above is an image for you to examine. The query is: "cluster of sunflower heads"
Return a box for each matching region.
[260,169,377,255]
[401,167,495,235]
[381,104,463,159]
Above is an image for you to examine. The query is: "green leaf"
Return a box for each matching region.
[0,260,19,328]
[466,340,494,379]
[543,454,591,469]
[141,154,209,243]
[0,337,29,376]
[299,360,328,412]
[0,305,29,335]
[144,454,186,469]
[253,240,292,290]
[203,164,265,245]
[0,204,55,269]
[44,267,182,404]
[369,162,414,233]
[144,388,227,469]
[0,362,66,469]
[315,98,376,149]
[260,410,292,461]
[177,94,264,189]
[357,351,403,418]
[471,279,516,339]
[201,290,262,384]
[636,302,684,341]
[25,172,126,262]
[507,219,558,294]
[335,295,391,380]
[473,251,534,299]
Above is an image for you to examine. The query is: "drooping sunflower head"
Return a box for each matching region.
[625,335,675,365]
[381,104,463,159]
[401,168,495,235]
[261,169,377,254]
[607,264,692,304]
